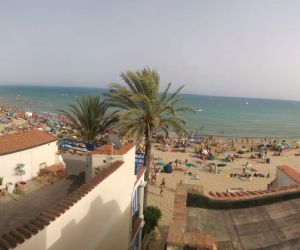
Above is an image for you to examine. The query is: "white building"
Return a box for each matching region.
[0,130,59,189]
[0,143,146,250]
[88,144,146,250]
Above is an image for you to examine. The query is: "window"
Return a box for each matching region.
[132,188,139,216]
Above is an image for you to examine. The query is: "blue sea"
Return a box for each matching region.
[0,85,299,139]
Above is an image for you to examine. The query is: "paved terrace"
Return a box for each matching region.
[187,199,300,249]
[167,166,300,250]
[0,153,85,235]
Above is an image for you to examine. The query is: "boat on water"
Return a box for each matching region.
[197,109,203,112]
[245,101,249,105]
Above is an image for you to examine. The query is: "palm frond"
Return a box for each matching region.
[58,96,119,143]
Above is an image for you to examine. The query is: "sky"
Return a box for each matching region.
[1,1,300,100]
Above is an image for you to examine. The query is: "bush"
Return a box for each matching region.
[15,163,26,178]
[143,206,162,237]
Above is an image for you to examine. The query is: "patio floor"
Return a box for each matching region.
[0,153,86,235]
[187,198,300,249]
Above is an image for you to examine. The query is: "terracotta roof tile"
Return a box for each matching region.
[0,130,57,156]
[167,184,217,249]
[278,165,300,184]
[0,238,11,250]
[1,234,17,248]
[29,220,44,230]
[9,231,25,244]
[92,144,134,155]
[16,227,31,239]
[23,224,38,234]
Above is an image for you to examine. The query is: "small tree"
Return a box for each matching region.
[58,96,119,143]
[15,163,26,181]
[143,206,162,237]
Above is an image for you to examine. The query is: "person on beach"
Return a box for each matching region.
[264,149,268,162]
[245,162,249,169]
[160,184,164,197]
[175,159,178,167]
[150,172,157,185]
[161,177,165,188]
[150,173,155,184]
[153,172,157,184]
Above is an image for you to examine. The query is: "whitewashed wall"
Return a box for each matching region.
[0,141,59,186]
[14,146,137,250]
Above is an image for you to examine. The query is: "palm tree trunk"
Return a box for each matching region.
[143,130,152,207]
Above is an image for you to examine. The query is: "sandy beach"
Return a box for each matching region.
[147,138,300,249]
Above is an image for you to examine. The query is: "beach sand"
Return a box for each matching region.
[147,140,300,249]
[0,118,28,133]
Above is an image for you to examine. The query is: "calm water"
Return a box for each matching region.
[0,85,299,138]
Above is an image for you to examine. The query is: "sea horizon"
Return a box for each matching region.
[0,84,300,139]
[1,83,300,103]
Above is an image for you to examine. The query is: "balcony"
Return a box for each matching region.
[131,218,143,250]
[135,153,145,175]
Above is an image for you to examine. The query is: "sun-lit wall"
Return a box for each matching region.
[0,141,59,187]
[14,146,137,250]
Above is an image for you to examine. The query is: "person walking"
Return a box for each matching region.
[161,177,165,188]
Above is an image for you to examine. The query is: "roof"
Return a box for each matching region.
[187,198,300,249]
[0,130,57,156]
[168,183,300,250]
[167,184,216,250]
[92,144,135,155]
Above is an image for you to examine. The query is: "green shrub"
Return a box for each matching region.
[15,164,26,180]
[143,206,162,237]
[0,177,3,186]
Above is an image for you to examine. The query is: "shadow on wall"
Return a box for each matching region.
[62,153,87,176]
[20,196,132,250]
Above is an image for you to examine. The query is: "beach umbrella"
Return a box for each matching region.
[276,143,284,149]
[202,149,208,155]
[222,152,229,158]
[157,161,167,166]
[186,163,195,167]
[163,164,173,173]
[207,154,215,160]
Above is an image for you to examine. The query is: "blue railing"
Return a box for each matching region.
[58,138,100,153]
[135,153,145,175]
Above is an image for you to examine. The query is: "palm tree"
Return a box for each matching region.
[59,96,118,143]
[105,67,192,203]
